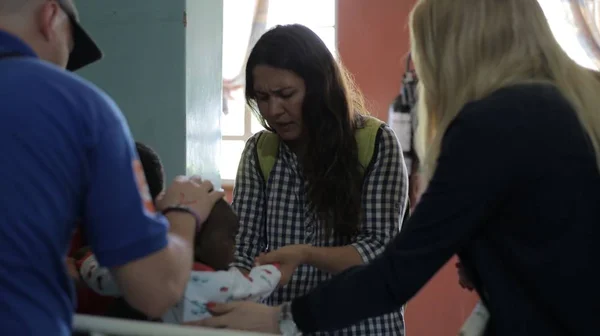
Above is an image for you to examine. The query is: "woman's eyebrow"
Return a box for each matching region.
[255,86,294,93]
[272,87,295,94]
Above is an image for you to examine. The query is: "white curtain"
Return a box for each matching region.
[539,0,600,69]
[222,0,270,114]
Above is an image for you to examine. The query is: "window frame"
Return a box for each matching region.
[220,0,338,186]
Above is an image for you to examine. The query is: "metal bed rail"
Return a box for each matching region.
[73,314,270,336]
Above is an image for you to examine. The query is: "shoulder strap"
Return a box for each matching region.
[256,132,280,183]
[355,116,384,173]
[255,117,384,183]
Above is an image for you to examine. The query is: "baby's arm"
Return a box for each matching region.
[229,264,281,301]
[163,264,281,323]
[74,248,122,297]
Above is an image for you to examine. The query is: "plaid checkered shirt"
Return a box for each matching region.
[232,123,408,335]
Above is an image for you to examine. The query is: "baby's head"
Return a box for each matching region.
[136,141,238,270]
[135,141,165,201]
[194,199,239,270]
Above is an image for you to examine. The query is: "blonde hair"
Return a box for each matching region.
[410,0,600,183]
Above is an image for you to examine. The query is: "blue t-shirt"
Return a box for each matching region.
[0,31,169,335]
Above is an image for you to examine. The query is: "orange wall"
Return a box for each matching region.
[224,1,479,334]
[224,187,233,202]
[338,1,479,335]
[338,0,412,119]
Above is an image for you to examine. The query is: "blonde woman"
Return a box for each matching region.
[197,0,600,335]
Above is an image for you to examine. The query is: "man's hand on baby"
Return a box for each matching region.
[157,176,225,224]
[255,244,310,287]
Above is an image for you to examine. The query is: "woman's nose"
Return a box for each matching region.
[266,98,285,118]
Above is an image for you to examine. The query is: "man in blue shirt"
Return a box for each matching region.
[0,0,224,335]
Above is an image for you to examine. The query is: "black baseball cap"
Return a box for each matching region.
[59,0,102,71]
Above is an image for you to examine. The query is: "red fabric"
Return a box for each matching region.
[69,227,116,315]
[192,263,215,272]
[74,284,116,315]
[69,227,84,256]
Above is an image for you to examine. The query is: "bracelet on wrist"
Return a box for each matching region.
[162,205,202,232]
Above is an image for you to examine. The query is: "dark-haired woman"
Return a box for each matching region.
[230,24,408,335]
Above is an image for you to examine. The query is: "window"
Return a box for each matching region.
[538,0,598,70]
[220,0,337,183]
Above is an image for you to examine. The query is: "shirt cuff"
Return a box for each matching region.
[351,240,380,263]
[231,255,254,271]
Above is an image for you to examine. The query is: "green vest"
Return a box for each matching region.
[255,116,383,182]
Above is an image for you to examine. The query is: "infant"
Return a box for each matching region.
[162,199,281,323]
[73,144,280,323]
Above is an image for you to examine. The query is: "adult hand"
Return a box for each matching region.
[188,301,281,334]
[456,261,475,291]
[157,176,225,224]
[256,244,310,286]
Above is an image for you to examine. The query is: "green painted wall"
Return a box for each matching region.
[75,0,223,186]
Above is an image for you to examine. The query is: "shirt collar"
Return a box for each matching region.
[0,29,39,58]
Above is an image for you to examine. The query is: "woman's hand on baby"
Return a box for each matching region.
[157,176,225,224]
[255,244,310,286]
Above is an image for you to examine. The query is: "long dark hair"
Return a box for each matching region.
[245,24,368,238]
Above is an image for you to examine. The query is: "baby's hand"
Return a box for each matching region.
[65,257,79,280]
[77,252,122,297]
